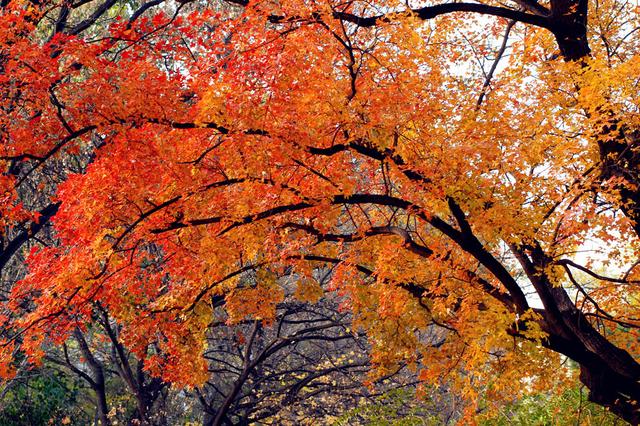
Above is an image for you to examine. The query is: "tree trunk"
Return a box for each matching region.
[95,383,111,426]
[580,364,640,424]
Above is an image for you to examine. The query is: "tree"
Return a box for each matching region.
[198,291,432,425]
[1,0,640,423]
[43,306,171,425]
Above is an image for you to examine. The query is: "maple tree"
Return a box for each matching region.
[2,0,640,423]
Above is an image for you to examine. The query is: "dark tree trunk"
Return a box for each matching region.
[580,365,640,424]
[512,242,640,425]
[95,382,111,426]
[544,8,640,422]
[597,118,640,237]
[74,329,111,425]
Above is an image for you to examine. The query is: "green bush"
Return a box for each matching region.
[0,370,89,426]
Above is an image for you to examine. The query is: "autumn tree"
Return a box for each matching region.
[2,0,640,423]
[43,306,172,425]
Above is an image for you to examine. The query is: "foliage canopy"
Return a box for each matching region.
[1,0,640,422]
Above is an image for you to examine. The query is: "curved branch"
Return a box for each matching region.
[297,254,515,310]
[332,3,552,29]
[221,0,552,29]
[150,192,527,311]
[150,193,413,234]
[129,0,166,24]
[556,258,640,285]
[0,202,60,272]
[66,0,118,35]
[283,223,434,258]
